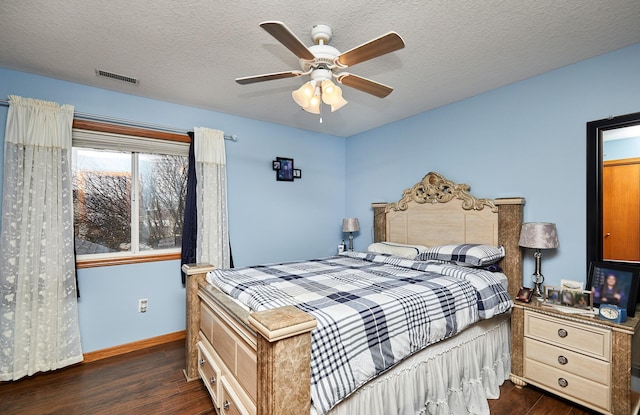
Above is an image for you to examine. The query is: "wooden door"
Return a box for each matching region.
[602,158,640,261]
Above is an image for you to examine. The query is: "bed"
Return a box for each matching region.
[182,171,525,415]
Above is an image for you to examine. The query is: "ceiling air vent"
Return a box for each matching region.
[95,69,139,85]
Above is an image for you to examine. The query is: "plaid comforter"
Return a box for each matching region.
[207,251,512,414]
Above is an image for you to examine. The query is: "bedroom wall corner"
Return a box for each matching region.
[344,42,640,290]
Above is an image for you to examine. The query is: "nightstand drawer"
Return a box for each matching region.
[524,337,610,385]
[525,358,610,412]
[524,311,611,360]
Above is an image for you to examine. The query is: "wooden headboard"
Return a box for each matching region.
[372,172,525,298]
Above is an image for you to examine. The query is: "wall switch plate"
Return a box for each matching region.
[138,298,148,313]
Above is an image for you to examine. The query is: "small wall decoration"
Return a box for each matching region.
[273,157,301,181]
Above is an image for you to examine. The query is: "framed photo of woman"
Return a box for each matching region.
[587,261,639,317]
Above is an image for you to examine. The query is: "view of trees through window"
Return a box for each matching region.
[73,148,188,256]
[139,153,189,250]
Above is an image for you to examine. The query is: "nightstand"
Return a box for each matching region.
[510,300,640,415]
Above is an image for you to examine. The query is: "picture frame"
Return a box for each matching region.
[272,160,280,170]
[544,287,561,305]
[274,157,294,182]
[587,261,639,317]
[544,286,593,311]
[293,169,302,179]
[515,286,533,303]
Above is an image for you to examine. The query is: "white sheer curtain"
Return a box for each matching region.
[194,127,230,269]
[0,95,83,381]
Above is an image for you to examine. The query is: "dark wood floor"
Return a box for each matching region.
[0,339,601,415]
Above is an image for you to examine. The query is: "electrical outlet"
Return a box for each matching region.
[138,298,148,313]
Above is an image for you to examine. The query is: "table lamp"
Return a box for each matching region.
[518,222,559,299]
[342,218,360,251]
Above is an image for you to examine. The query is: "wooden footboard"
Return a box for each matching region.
[183,263,317,415]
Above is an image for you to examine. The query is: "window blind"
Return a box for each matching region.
[72,129,189,156]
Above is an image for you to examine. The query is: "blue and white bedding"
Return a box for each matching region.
[207,251,512,414]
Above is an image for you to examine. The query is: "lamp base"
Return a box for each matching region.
[532,279,545,299]
[531,249,545,300]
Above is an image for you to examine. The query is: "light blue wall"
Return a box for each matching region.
[0,68,346,352]
[2,42,639,353]
[346,42,640,290]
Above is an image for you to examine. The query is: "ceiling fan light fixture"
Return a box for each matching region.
[292,82,315,107]
[293,78,348,113]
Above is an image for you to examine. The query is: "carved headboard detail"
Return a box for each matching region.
[387,171,497,213]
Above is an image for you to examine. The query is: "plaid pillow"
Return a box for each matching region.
[416,244,505,266]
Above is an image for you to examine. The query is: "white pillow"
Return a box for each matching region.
[367,242,428,259]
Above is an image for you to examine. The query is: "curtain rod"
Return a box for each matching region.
[0,99,238,141]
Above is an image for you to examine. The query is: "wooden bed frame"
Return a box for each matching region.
[182,172,525,415]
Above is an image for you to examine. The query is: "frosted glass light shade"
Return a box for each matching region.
[304,94,321,114]
[321,80,341,105]
[330,96,348,112]
[292,82,315,108]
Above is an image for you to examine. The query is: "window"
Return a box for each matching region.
[71,120,190,267]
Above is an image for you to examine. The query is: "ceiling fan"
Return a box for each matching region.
[235,21,405,114]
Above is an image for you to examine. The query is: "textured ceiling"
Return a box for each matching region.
[1,0,639,137]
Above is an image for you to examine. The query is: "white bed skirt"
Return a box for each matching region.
[311,313,511,415]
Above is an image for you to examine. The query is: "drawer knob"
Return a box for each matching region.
[557,355,568,365]
[199,358,205,366]
[557,328,568,338]
[223,400,230,411]
[558,378,568,388]
[210,375,216,385]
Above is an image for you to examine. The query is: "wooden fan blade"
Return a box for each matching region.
[337,73,393,98]
[235,71,303,85]
[337,32,405,67]
[260,21,315,61]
